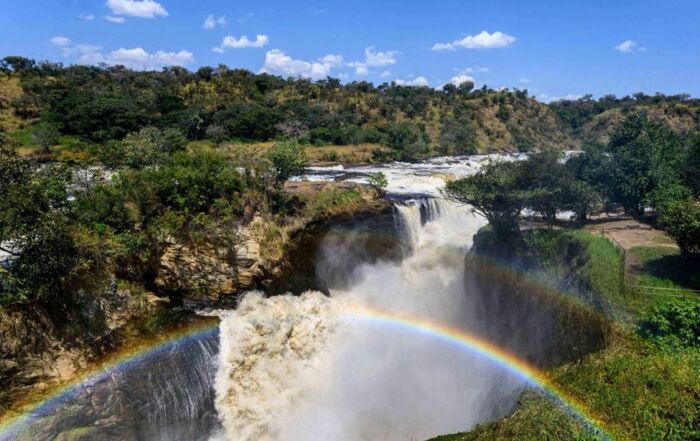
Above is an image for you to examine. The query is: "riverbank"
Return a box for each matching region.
[432,227,700,441]
[0,180,388,422]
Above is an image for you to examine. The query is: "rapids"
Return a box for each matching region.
[210,158,526,441]
[3,155,537,441]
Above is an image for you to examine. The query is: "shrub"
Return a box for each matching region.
[639,300,700,350]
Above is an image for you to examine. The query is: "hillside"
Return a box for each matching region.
[1,57,699,160]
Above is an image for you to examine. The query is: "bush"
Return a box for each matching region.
[658,198,700,258]
[639,300,700,350]
[266,139,308,184]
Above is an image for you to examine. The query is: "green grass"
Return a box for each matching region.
[568,230,625,304]
[429,391,597,441]
[553,341,700,440]
[434,229,700,441]
[520,229,624,306]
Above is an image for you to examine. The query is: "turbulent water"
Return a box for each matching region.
[211,158,527,441]
[7,155,532,441]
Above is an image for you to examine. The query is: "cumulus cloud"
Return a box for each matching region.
[394,76,429,87]
[449,74,475,87]
[320,54,344,66]
[379,70,391,78]
[347,46,398,76]
[519,77,530,83]
[71,44,193,70]
[433,31,516,51]
[615,40,645,53]
[537,93,583,103]
[105,15,126,23]
[213,34,269,52]
[259,49,341,79]
[51,36,71,46]
[105,0,168,19]
[79,14,95,20]
[203,14,227,30]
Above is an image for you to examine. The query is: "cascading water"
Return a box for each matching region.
[9,330,221,441]
[6,156,542,441]
[212,191,526,440]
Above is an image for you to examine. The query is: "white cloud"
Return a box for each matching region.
[105,0,168,19]
[74,45,193,70]
[519,77,531,84]
[395,76,429,87]
[364,46,397,66]
[259,49,341,79]
[379,70,391,78]
[79,14,95,21]
[354,65,369,76]
[454,67,489,75]
[449,74,475,87]
[105,15,126,23]
[433,31,516,51]
[347,46,398,76]
[203,14,227,30]
[51,36,71,46]
[213,34,269,52]
[320,54,344,66]
[615,40,645,53]
[537,93,583,103]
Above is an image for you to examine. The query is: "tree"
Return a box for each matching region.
[120,127,187,168]
[383,122,428,162]
[367,171,388,196]
[31,122,60,154]
[444,161,526,240]
[658,198,700,258]
[439,118,477,155]
[266,139,308,184]
[607,113,684,217]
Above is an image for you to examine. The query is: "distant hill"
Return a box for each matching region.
[1,57,698,156]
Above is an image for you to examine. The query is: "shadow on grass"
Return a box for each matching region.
[634,248,700,291]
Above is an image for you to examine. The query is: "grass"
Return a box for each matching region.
[303,143,386,164]
[429,391,597,441]
[435,228,700,441]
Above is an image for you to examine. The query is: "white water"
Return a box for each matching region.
[212,160,527,441]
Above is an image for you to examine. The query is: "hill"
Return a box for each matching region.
[1,57,699,159]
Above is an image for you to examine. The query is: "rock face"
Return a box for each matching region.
[154,223,266,300]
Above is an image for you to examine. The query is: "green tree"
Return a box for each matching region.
[266,139,308,184]
[444,161,526,240]
[658,198,700,258]
[607,114,684,217]
[120,127,187,168]
[31,121,60,154]
[384,122,428,162]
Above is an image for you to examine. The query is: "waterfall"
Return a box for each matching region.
[12,331,221,441]
[213,196,524,441]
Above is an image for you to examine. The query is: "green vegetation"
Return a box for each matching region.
[639,300,700,350]
[446,227,700,441]
[430,392,596,441]
[446,114,700,257]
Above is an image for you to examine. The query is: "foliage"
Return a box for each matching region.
[266,139,308,184]
[383,122,429,161]
[607,113,685,216]
[367,171,388,191]
[639,300,700,350]
[658,198,700,257]
[445,161,527,240]
[115,126,187,168]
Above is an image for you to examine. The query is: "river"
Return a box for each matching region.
[5,154,532,441]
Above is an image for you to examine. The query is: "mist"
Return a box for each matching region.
[213,197,526,441]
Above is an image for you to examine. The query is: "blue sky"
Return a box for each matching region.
[1,0,699,100]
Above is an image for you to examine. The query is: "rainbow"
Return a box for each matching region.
[0,305,611,441]
[0,319,219,441]
[345,304,612,440]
